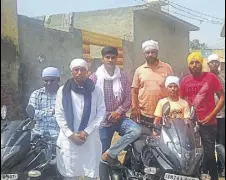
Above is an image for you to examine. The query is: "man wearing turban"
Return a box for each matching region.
[131,39,173,124]
[27,67,60,140]
[55,59,106,179]
[180,52,225,180]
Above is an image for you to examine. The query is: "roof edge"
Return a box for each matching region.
[133,5,199,31]
[30,5,199,31]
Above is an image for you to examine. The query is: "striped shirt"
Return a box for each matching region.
[28,87,59,139]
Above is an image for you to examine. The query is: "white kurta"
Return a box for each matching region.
[55,85,106,178]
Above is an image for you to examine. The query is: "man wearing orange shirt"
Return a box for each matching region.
[131,39,173,123]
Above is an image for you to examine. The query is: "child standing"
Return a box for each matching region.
[153,76,190,132]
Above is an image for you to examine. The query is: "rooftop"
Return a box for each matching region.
[33,5,199,32]
[133,5,199,31]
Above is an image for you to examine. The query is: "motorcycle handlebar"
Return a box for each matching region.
[31,139,61,149]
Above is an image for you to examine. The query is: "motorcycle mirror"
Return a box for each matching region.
[162,101,170,116]
[1,105,7,120]
[190,106,196,121]
[26,105,35,119]
[29,120,36,130]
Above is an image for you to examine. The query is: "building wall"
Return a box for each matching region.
[1,0,18,45]
[18,15,83,107]
[1,0,21,119]
[73,7,134,42]
[73,8,190,76]
[1,0,19,85]
[122,40,135,80]
[133,11,189,76]
[33,6,192,77]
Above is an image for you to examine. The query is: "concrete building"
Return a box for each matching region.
[1,0,19,89]
[34,5,199,76]
[18,15,83,107]
[18,15,134,107]
[1,0,22,119]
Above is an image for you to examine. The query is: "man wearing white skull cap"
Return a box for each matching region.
[55,58,106,179]
[153,76,190,135]
[131,39,173,124]
[27,66,60,140]
[207,54,225,176]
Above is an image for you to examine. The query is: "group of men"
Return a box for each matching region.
[27,39,225,180]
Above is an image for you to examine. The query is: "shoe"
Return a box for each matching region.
[101,153,121,167]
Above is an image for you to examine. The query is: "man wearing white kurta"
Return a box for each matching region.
[55,58,106,180]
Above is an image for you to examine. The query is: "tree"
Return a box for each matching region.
[189,39,208,51]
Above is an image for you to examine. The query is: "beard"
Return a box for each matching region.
[146,56,158,64]
[189,67,202,76]
[209,67,220,75]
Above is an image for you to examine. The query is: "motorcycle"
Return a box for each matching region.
[107,103,210,180]
[1,105,62,180]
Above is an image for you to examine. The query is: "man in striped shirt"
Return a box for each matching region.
[27,67,60,140]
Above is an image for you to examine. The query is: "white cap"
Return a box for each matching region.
[142,39,159,52]
[207,54,219,63]
[165,76,180,88]
[69,58,88,71]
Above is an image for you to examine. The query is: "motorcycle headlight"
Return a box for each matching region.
[144,167,157,175]
[28,170,42,177]
[1,105,7,120]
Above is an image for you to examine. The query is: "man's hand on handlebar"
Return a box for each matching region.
[152,131,158,136]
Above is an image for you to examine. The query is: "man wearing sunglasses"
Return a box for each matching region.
[27,67,60,140]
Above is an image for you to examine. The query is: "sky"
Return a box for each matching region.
[17,0,225,49]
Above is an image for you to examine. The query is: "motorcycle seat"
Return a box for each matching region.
[139,123,152,136]
[132,124,153,154]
